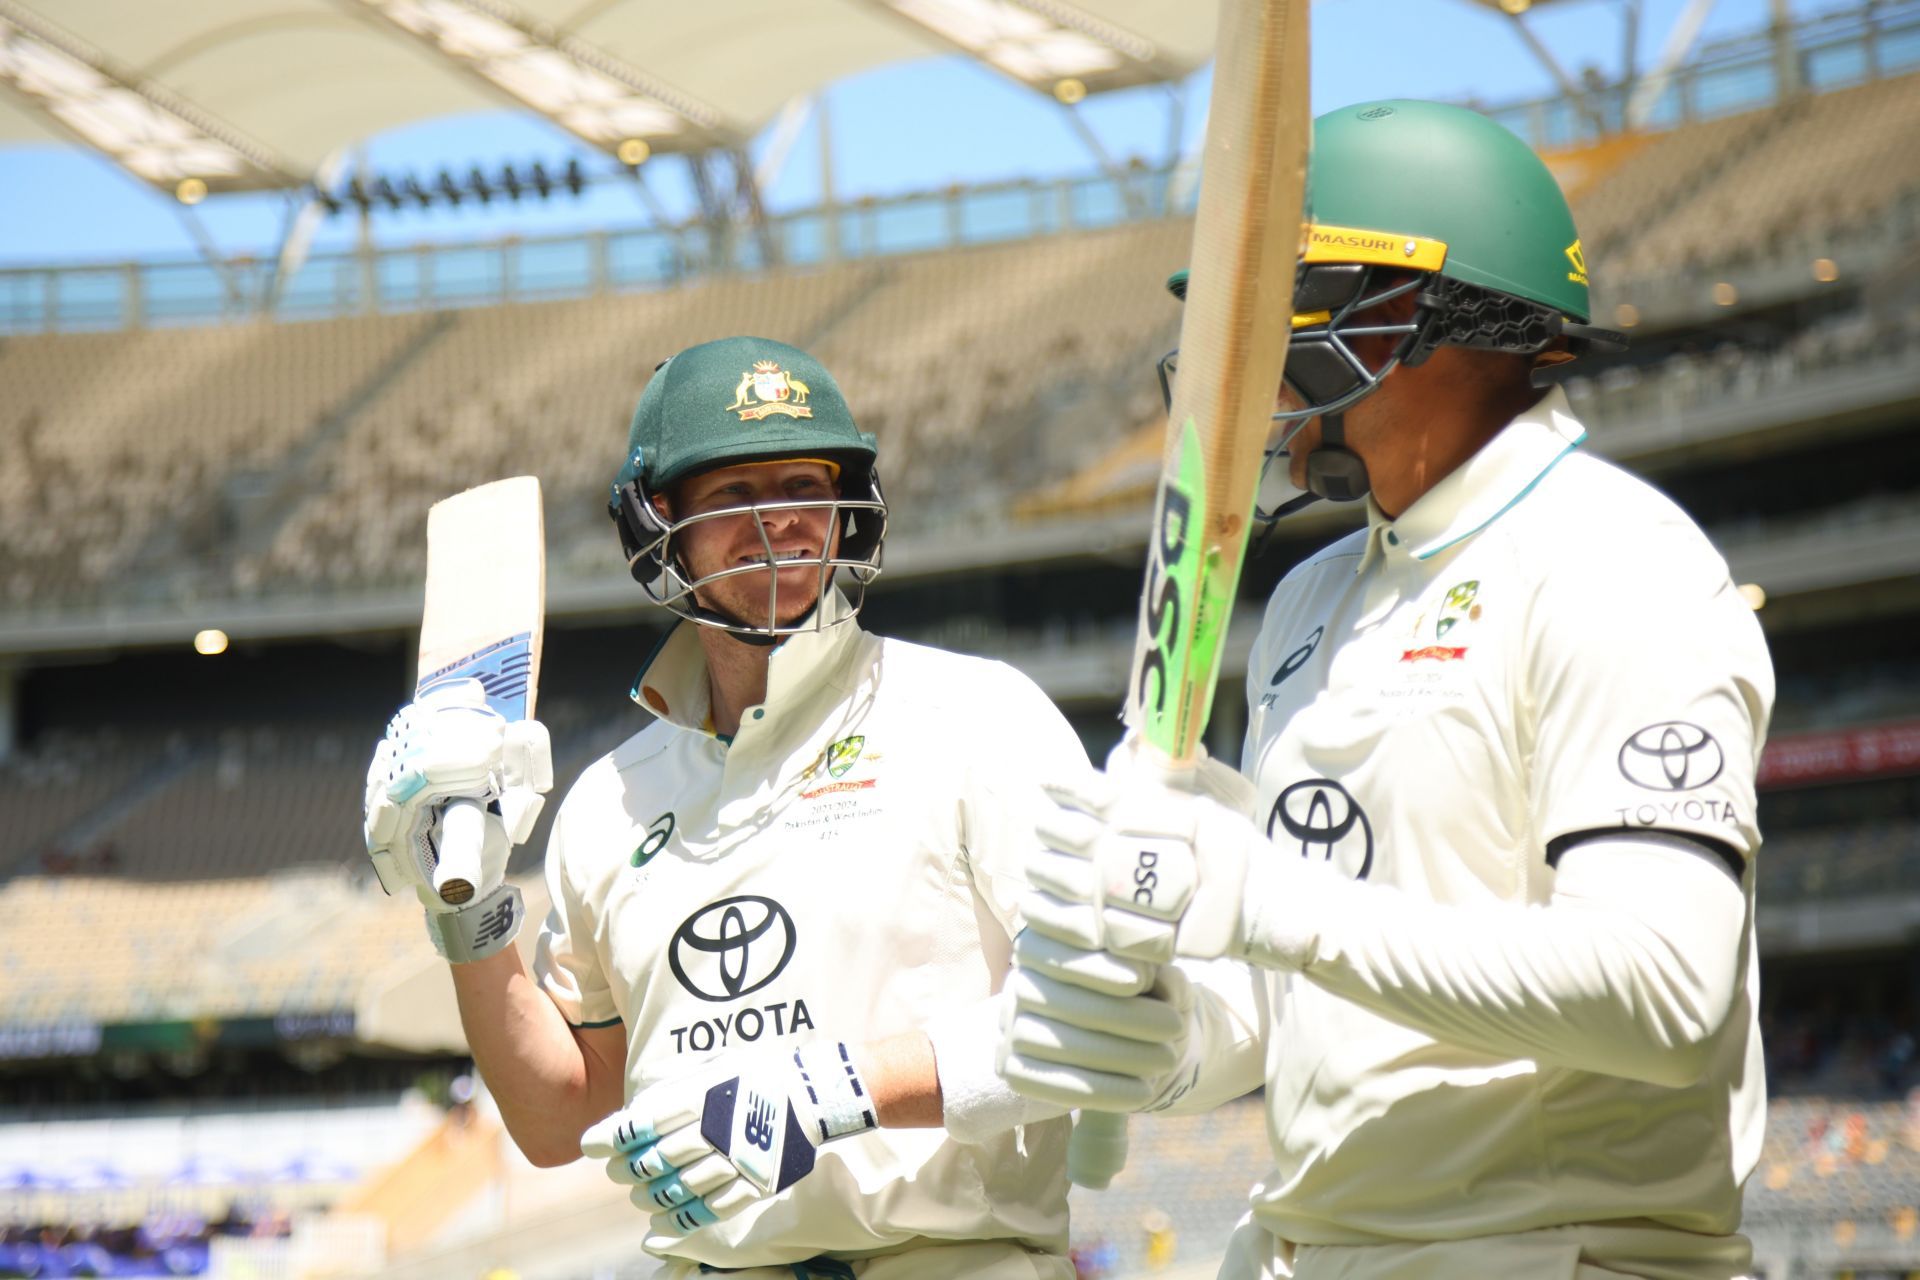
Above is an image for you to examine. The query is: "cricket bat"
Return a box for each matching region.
[1067,0,1310,1190]
[415,476,545,906]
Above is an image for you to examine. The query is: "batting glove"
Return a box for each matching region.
[362,679,552,960]
[1021,739,1330,971]
[582,1041,879,1238]
[997,931,1203,1114]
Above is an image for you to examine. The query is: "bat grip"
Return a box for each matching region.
[1068,1109,1130,1189]
[433,797,487,906]
[1064,739,1205,1188]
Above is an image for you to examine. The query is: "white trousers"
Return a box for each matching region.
[1215,1215,1753,1280]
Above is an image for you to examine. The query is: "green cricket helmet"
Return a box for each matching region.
[608,336,887,639]
[1164,99,1623,513]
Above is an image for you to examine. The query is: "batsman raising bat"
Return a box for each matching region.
[362,335,1116,1279]
[1000,100,1776,1280]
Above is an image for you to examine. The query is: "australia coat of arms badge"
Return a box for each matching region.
[727,360,813,421]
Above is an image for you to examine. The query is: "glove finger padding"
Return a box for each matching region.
[636,1152,735,1211]
[997,964,1195,1112]
[497,719,553,845]
[584,1042,877,1238]
[1014,928,1156,997]
[1028,791,1199,965]
[1030,753,1258,964]
[381,679,507,805]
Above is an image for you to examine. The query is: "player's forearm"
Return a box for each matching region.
[449,948,625,1165]
[859,1028,944,1127]
[1287,835,1744,1088]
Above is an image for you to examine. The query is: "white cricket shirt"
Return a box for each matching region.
[1239,388,1773,1271]
[534,595,1085,1270]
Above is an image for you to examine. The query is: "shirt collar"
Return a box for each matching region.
[629,589,864,737]
[1359,385,1588,572]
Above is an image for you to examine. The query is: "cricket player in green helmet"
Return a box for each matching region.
[1001,101,1775,1280]
[365,336,1118,1277]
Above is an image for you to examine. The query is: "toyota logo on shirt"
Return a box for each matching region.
[1268,779,1374,881]
[669,895,798,1003]
[1618,721,1725,792]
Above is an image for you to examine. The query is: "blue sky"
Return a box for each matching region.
[0,0,1811,265]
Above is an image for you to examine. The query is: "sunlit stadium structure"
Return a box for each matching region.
[3,3,1920,1278]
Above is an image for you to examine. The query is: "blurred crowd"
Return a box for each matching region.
[0,1201,287,1278]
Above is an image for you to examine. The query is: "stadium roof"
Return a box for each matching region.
[0,0,1217,198]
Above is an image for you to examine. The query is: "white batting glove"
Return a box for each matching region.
[1021,738,1329,970]
[362,679,552,906]
[362,679,552,962]
[582,1041,879,1238]
[997,931,1203,1114]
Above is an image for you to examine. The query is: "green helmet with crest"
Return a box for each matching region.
[608,336,887,637]
[1163,98,1622,512]
[1305,98,1593,322]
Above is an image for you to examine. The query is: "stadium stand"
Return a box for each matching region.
[0,313,440,608]
[1582,71,1920,287]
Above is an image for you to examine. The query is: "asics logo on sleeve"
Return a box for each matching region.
[1270,627,1325,688]
[1260,627,1325,707]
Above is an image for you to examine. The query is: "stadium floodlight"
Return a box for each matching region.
[356,0,736,158]
[0,1,300,197]
[874,0,1172,96]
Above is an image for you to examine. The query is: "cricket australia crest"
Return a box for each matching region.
[728,360,813,422]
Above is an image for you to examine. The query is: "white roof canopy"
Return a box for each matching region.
[0,0,1216,196]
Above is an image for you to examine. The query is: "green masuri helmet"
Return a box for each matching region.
[1167,98,1596,323]
[1162,98,1623,514]
[1305,98,1591,322]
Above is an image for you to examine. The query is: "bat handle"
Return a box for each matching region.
[1068,1109,1130,1189]
[433,797,487,906]
[1062,739,1205,1188]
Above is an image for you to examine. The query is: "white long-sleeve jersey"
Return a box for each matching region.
[1226,389,1774,1278]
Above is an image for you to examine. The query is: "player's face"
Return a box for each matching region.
[1276,384,1318,489]
[1275,277,1421,489]
[664,460,843,626]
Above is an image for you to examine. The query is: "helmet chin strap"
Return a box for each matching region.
[1303,412,1371,502]
[697,594,823,647]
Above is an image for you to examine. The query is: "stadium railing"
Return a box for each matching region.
[1,1,1914,337]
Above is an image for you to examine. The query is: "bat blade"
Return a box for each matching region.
[1072,0,1309,1192]
[1128,0,1310,763]
[417,475,545,905]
